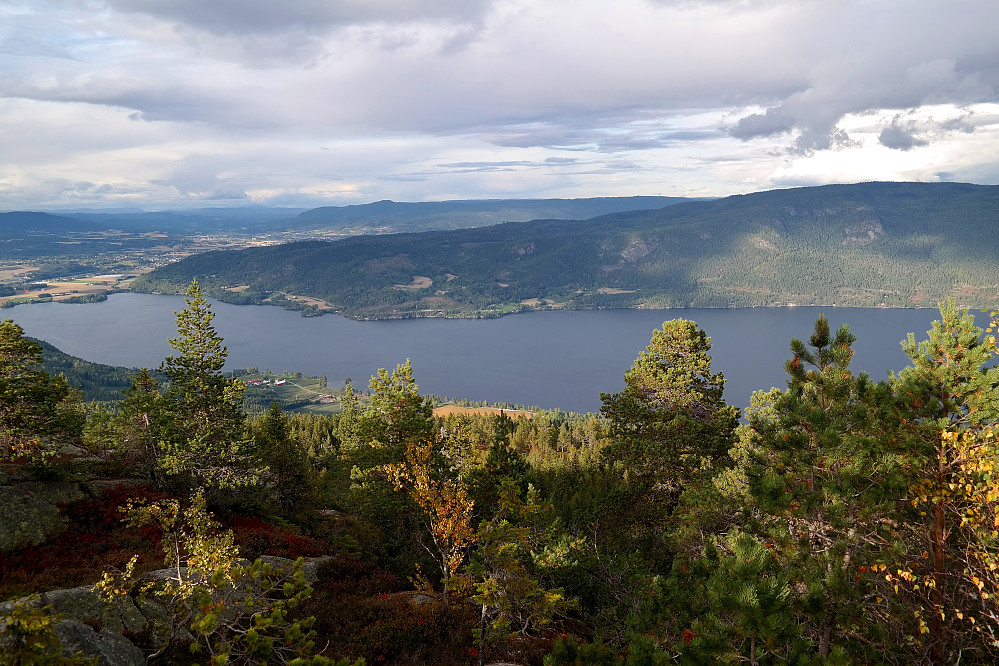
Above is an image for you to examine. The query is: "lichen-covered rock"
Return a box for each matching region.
[301,556,331,583]
[53,620,145,666]
[41,586,104,627]
[136,596,174,646]
[40,585,148,635]
[0,481,84,552]
[113,595,148,635]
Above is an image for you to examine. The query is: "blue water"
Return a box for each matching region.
[3,294,957,413]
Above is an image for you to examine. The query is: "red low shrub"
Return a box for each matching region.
[0,484,171,600]
[223,515,331,560]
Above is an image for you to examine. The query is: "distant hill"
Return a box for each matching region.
[290,196,693,233]
[35,339,144,403]
[130,182,999,318]
[0,211,105,237]
[67,207,306,233]
[3,197,689,239]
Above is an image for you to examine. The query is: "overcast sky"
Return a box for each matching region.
[2,0,998,210]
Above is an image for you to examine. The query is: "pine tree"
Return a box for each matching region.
[0,319,78,458]
[739,315,906,660]
[157,280,259,492]
[116,367,169,484]
[684,534,814,665]
[254,400,313,514]
[890,300,999,663]
[600,319,739,510]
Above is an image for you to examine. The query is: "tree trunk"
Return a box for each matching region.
[930,438,947,665]
[818,605,836,658]
[479,602,487,666]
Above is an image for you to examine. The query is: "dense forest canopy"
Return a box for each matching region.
[131,182,999,319]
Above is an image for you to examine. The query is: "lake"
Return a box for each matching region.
[2,294,961,413]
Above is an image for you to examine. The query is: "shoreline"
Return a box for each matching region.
[2,288,948,322]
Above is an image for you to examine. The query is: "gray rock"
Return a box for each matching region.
[40,585,148,635]
[111,595,148,634]
[53,620,145,666]
[136,596,173,646]
[140,566,190,584]
[55,443,92,458]
[42,586,104,627]
[0,481,84,552]
[409,592,436,605]
[257,555,295,574]
[0,594,41,616]
[301,556,331,583]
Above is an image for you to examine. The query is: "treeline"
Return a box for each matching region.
[291,196,686,234]
[5,280,999,664]
[132,182,999,318]
[36,339,152,404]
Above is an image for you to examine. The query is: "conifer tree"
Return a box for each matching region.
[684,534,815,666]
[0,319,78,458]
[600,319,738,510]
[346,361,436,570]
[117,367,168,484]
[740,315,906,660]
[254,400,313,514]
[890,300,999,663]
[157,280,259,492]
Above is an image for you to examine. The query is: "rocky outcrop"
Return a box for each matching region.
[0,478,85,552]
[1,555,331,666]
[0,461,155,554]
[53,620,145,666]
[42,586,148,635]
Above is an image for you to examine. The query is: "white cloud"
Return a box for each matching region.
[0,0,997,209]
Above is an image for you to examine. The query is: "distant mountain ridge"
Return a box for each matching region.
[0,211,104,235]
[129,182,999,318]
[291,196,692,233]
[1,196,691,237]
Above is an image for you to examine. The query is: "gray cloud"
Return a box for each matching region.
[878,122,927,151]
[729,106,794,140]
[437,161,533,172]
[104,0,494,35]
[3,0,999,208]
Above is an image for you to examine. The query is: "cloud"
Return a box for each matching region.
[2,0,999,208]
[436,161,533,172]
[729,107,794,140]
[878,121,927,151]
[105,0,494,35]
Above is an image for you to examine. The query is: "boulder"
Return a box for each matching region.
[41,586,103,627]
[0,481,84,552]
[41,585,148,635]
[53,620,145,666]
[301,556,331,583]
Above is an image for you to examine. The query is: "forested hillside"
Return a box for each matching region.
[36,339,145,404]
[131,182,999,318]
[290,196,689,234]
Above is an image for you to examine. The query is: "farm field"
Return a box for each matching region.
[432,405,535,419]
[0,274,140,307]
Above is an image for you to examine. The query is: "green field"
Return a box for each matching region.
[239,372,345,415]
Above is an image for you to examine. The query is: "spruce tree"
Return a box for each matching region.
[157,280,259,492]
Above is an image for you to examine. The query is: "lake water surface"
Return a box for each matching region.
[4,294,959,413]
